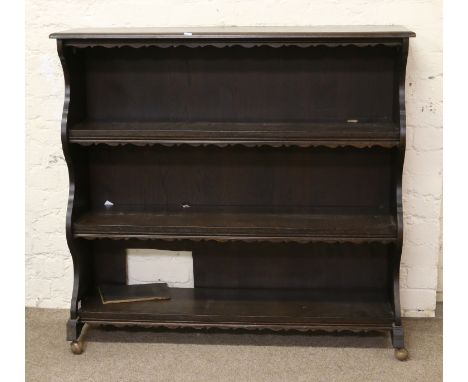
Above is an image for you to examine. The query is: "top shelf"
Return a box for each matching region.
[69,121,400,148]
[50,26,416,40]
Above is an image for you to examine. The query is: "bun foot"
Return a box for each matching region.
[70,340,83,355]
[394,348,409,361]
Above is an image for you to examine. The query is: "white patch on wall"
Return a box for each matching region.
[39,54,56,80]
[126,249,194,287]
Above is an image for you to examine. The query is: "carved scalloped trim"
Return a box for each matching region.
[74,234,397,244]
[82,320,392,333]
[64,41,401,49]
[70,140,399,149]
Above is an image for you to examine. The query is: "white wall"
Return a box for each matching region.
[26,0,443,316]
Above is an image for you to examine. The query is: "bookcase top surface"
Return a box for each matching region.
[50,26,415,39]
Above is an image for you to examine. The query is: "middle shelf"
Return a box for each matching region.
[73,210,397,243]
[68,121,400,148]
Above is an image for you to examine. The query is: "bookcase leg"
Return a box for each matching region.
[392,325,409,361]
[67,319,85,355]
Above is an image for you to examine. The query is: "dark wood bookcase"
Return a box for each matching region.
[51,26,415,360]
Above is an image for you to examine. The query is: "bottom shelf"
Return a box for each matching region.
[79,287,394,331]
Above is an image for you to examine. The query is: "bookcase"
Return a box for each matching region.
[50,26,415,360]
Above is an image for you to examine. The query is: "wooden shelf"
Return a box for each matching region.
[79,287,394,330]
[52,27,414,352]
[51,26,416,40]
[73,211,397,243]
[69,121,399,148]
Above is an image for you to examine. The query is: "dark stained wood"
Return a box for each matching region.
[79,287,394,328]
[74,211,396,242]
[69,121,399,148]
[193,242,391,289]
[57,41,93,320]
[84,145,394,216]
[80,45,397,123]
[53,27,414,355]
[91,240,127,285]
[392,37,410,336]
[50,26,415,39]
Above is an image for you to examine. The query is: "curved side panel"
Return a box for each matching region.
[393,38,409,326]
[57,40,81,318]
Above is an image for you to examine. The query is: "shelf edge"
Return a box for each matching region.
[80,319,393,332]
[68,139,400,149]
[73,232,397,244]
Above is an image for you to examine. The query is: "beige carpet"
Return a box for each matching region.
[26,306,442,382]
